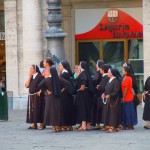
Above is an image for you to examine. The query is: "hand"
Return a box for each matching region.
[96,85,100,90]
[101,94,105,99]
[105,95,110,100]
[37,90,41,96]
[144,91,148,95]
[76,70,81,77]
[29,70,33,77]
[61,88,65,93]
[47,90,52,95]
[80,85,85,91]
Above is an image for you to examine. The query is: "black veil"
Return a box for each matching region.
[80,61,94,93]
[50,67,61,96]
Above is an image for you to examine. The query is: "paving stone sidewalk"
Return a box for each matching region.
[0,106,149,150]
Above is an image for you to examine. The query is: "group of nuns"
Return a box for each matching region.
[25,58,139,133]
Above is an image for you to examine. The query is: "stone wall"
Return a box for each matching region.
[4,0,144,109]
[4,0,19,96]
[4,0,44,109]
[143,0,150,81]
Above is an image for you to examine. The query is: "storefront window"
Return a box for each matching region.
[103,41,124,73]
[76,40,143,94]
[128,39,143,59]
[78,42,100,75]
[0,11,5,32]
[128,39,144,93]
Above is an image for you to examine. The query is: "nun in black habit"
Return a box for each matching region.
[96,64,109,125]
[143,76,150,129]
[38,66,70,133]
[58,61,75,131]
[25,65,45,130]
[93,60,105,85]
[101,68,121,133]
[76,61,94,131]
[91,60,105,127]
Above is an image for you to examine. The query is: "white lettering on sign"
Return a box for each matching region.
[0,32,5,40]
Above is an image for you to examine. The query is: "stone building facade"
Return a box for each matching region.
[0,0,149,109]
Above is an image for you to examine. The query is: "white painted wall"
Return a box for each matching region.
[75,8,143,34]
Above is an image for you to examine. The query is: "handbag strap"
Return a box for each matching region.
[132,88,135,96]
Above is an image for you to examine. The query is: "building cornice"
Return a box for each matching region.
[61,0,142,8]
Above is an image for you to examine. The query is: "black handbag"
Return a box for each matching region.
[67,77,77,95]
[97,97,104,108]
[133,95,140,106]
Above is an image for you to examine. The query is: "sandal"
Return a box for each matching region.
[124,126,134,130]
[77,127,87,131]
[76,125,81,130]
[28,124,37,129]
[66,126,73,131]
[38,124,46,130]
[106,128,115,133]
[101,126,109,131]
[61,127,66,131]
[55,126,61,132]
[52,127,58,133]
[115,128,120,132]
[144,125,150,129]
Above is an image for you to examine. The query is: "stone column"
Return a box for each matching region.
[62,1,73,66]
[22,0,42,90]
[40,0,48,58]
[45,0,67,65]
[143,0,150,80]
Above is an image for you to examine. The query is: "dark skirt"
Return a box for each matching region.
[61,90,75,126]
[143,96,150,121]
[91,95,98,125]
[104,100,120,128]
[26,94,44,124]
[73,95,78,124]
[122,101,138,126]
[100,102,107,124]
[96,98,103,124]
[77,90,92,123]
[44,94,62,126]
[40,95,45,123]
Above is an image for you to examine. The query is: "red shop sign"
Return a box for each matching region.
[75,9,143,40]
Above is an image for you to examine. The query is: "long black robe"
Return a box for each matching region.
[91,70,102,125]
[143,76,150,121]
[97,75,109,124]
[76,70,92,123]
[60,72,75,126]
[26,74,45,124]
[104,78,121,128]
[38,77,70,126]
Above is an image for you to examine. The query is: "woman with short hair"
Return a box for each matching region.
[42,58,54,78]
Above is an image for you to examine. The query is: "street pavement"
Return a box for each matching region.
[0,106,150,150]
